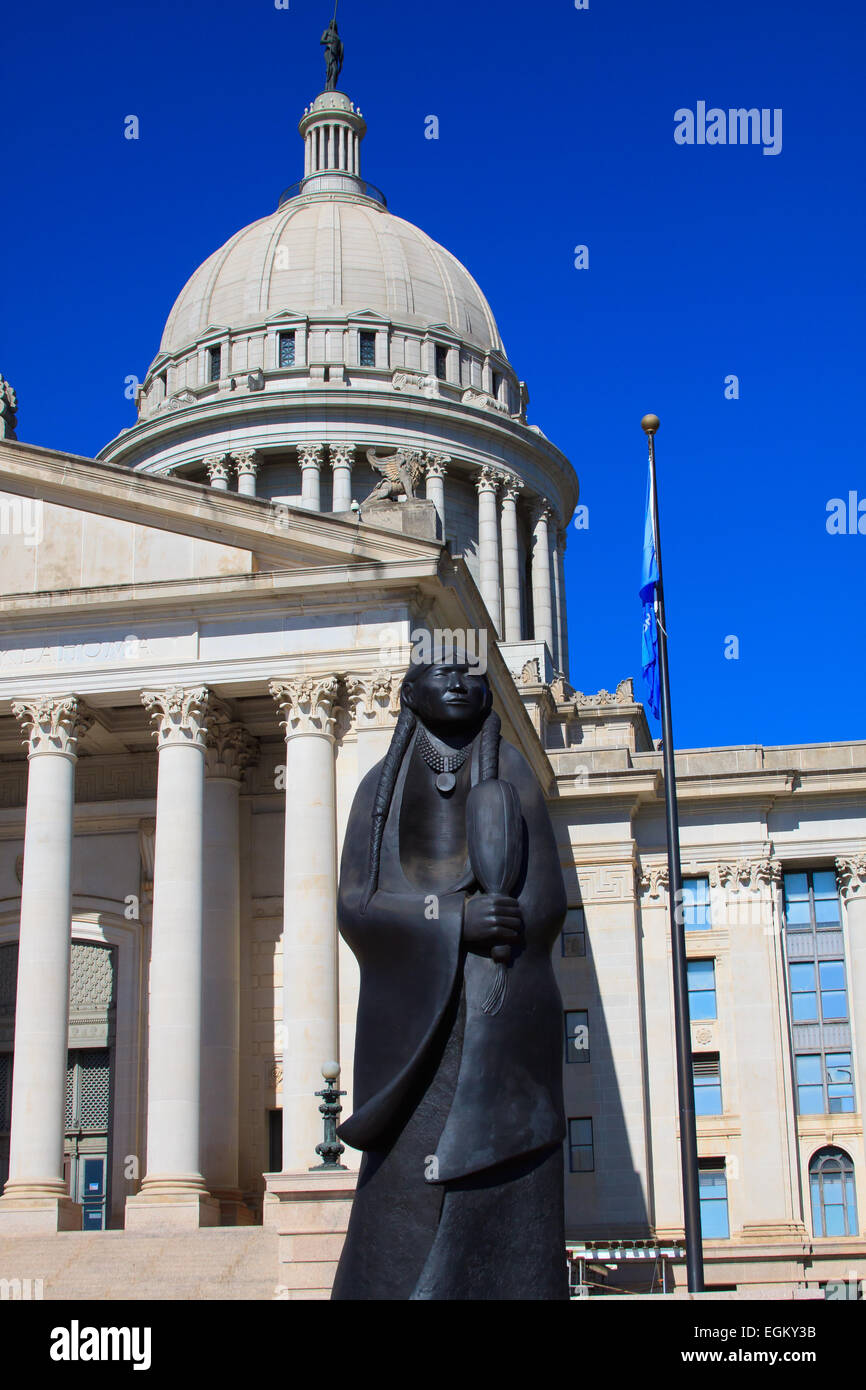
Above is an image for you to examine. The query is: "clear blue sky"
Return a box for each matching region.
[2,0,863,750]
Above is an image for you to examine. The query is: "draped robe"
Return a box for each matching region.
[331,724,569,1300]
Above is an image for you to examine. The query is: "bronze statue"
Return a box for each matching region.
[320,20,344,92]
[332,659,569,1300]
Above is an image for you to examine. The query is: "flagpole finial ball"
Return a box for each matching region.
[641,414,661,435]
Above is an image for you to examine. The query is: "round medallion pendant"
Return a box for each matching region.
[435,771,457,794]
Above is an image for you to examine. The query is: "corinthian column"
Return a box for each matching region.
[556,528,570,680]
[500,477,523,642]
[204,453,231,491]
[298,443,324,512]
[126,686,220,1229]
[0,696,92,1232]
[269,676,341,1172]
[424,452,450,536]
[202,704,259,1223]
[232,449,259,498]
[531,500,555,655]
[329,443,355,512]
[475,465,503,634]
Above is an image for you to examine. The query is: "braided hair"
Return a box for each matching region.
[359,663,500,912]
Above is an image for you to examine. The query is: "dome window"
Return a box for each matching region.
[492,371,503,400]
[359,330,376,367]
[279,332,296,367]
[435,345,448,381]
[208,346,222,382]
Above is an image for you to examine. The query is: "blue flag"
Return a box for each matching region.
[640,461,660,719]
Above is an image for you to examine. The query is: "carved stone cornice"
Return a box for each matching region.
[141,686,212,750]
[204,703,260,780]
[638,864,669,899]
[423,451,450,479]
[573,679,635,709]
[297,443,325,472]
[269,675,340,739]
[836,855,866,901]
[329,443,356,470]
[203,452,230,484]
[12,695,93,758]
[344,669,402,727]
[231,449,259,477]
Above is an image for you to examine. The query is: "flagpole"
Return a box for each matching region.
[641,413,704,1293]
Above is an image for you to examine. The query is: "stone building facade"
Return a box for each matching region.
[0,80,862,1298]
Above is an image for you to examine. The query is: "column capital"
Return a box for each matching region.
[230,449,259,477]
[329,442,356,469]
[344,669,402,727]
[298,443,325,471]
[531,497,553,526]
[837,854,866,901]
[142,686,212,750]
[12,695,93,759]
[269,675,340,739]
[424,451,451,479]
[203,453,231,485]
[204,703,260,780]
[709,857,781,892]
[638,864,669,899]
[500,476,523,505]
[474,463,501,495]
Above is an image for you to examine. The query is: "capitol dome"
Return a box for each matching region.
[160,196,505,359]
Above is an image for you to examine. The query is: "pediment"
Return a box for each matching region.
[0,440,442,603]
[346,308,391,324]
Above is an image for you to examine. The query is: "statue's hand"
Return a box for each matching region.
[462,894,523,956]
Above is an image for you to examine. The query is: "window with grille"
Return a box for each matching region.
[693,1053,722,1116]
[65,1050,111,1133]
[699,1160,729,1238]
[278,331,296,367]
[208,346,221,382]
[784,869,854,1114]
[810,1147,858,1237]
[687,959,717,1020]
[561,908,586,958]
[564,1009,589,1064]
[359,330,376,366]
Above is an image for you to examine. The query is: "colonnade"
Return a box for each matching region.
[202,442,570,674]
[0,680,349,1231]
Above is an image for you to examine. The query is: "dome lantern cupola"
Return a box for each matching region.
[294,91,369,202]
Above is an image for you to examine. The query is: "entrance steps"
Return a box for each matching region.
[0,1227,281,1301]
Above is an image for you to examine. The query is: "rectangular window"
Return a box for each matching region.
[789,958,848,1024]
[699,1160,730,1239]
[561,908,586,958]
[796,1052,855,1115]
[789,961,818,1022]
[687,959,717,1020]
[492,371,503,399]
[784,868,842,931]
[208,346,221,382]
[692,1054,722,1116]
[683,877,712,931]
[564,1009,589,1064]
[359,330,376,366]
[278,331,296,367]
[435,345,448,381]
[568,1117,594,1173]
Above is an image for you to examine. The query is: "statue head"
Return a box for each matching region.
[401,661,492,737]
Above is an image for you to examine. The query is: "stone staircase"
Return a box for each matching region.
[0,1227,281,1301]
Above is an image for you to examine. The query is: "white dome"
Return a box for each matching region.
[159,195,506,359]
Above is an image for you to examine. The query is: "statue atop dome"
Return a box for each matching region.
[320,18,344,92]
